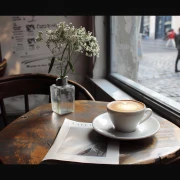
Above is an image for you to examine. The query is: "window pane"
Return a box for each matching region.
[110,16,141,82]
[109,16,180,104]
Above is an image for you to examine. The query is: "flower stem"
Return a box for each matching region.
[66,53,81,74]
[60,44,68,78]
[63,45,71,77]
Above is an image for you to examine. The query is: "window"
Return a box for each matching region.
[164,16,172,22]
[106,16,180,127]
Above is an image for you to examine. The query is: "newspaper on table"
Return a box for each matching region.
[42,118,120,164]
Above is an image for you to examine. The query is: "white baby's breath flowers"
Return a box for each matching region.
[35,21,100,78]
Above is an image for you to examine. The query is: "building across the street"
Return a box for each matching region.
[140,16,180,40]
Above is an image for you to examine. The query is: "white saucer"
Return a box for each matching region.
[92,112,160,140]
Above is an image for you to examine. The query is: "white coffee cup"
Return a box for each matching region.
[107,100,153,133]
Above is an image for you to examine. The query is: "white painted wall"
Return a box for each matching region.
[149,16,156,39]
[171,16,180,34]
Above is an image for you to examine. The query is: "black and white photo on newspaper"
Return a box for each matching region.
[42,118,120,164]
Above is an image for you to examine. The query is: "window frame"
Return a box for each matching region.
[106,16,180,127]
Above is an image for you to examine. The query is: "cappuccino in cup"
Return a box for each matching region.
[108,100,144,112]
[107,100,152,133]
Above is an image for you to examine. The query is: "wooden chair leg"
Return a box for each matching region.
[24,94,29,112]
[0,99,8,126]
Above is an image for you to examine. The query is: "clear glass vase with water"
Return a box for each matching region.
[50,76,75,115]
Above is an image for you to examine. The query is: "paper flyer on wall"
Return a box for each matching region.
[10,16,63,72]
[11,16,57,59]
[12,16,27,55]
[42,118,120,164]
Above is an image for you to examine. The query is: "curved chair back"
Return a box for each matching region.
[0,59,7,77]
[0,73,95,127]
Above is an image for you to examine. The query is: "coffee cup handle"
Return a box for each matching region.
[139,108,152,124]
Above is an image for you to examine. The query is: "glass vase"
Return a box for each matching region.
[50,76,75,115]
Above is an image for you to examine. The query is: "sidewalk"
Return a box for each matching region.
[137,39,180,103]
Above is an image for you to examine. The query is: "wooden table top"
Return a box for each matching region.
[0,100,180,165]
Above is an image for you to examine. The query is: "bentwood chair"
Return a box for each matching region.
[0,73,95,128]
[0,58,7,77]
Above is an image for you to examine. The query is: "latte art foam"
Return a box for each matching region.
[108,100,144,112]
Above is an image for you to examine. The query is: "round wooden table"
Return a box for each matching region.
[0,100,180,164]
